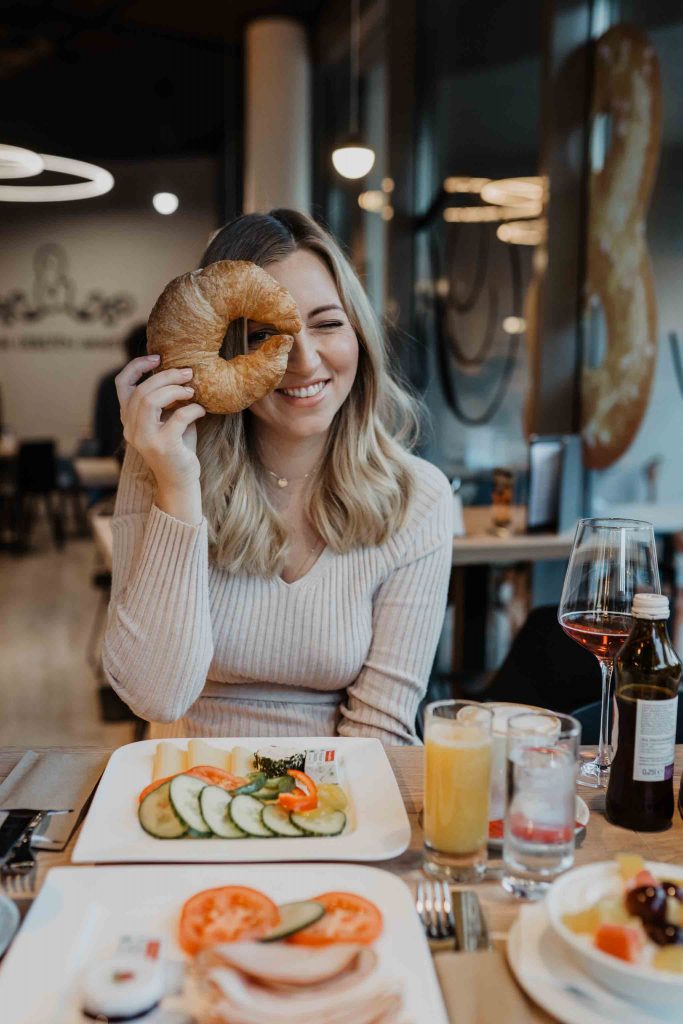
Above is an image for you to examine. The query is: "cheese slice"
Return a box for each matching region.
[230,745,256,778]
[187,739,230,771]
[152,742,187,781]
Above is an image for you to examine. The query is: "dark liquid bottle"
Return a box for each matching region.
[606,594,681,832]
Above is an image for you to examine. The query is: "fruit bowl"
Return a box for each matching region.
[546,860,683,1011]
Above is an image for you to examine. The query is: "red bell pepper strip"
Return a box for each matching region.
[278,769,318,812]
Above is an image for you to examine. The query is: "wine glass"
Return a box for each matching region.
[558,518,660,788]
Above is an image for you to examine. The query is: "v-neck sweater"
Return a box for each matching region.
[102,445,454,745]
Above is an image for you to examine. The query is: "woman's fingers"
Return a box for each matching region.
[114,354,160,408]
[135,385,197,426]
[134,366,193,399]
[162,403,206,440]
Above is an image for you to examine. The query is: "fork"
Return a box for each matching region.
[415,878,455,941]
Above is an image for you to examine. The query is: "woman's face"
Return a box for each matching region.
[246,249,359,442]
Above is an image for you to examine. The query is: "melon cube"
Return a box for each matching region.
[562,904,601,935]
[594,923,643,963]
[617,853,645,885]
[653,946,683,973]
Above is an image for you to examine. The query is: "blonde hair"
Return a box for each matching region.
[196,209,420,576]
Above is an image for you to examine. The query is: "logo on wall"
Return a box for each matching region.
[0,243,135,327]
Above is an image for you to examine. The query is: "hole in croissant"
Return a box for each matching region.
[219,318,246,360]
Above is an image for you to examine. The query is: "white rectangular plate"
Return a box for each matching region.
[72,737,411,863]
[0,863,447,1024]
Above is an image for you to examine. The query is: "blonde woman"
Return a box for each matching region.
[103,209,453,744]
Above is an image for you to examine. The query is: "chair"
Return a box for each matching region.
[480,605,602,714]
[14,440,66,550]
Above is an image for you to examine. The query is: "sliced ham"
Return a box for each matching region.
[197,941,361,986]
[194,943,404,1024]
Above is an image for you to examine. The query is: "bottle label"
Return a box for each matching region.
[633,696,678,782]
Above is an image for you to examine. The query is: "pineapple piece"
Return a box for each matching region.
[617,853,645,885]
[667,897,682,926]
[653,946,683,974]
[563,903,601,935]
[598,896,632,926]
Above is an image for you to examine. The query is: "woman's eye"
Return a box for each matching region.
[248,330,271,346]
[312,320,343,330]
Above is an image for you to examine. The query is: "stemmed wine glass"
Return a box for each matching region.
[558,518,660,788]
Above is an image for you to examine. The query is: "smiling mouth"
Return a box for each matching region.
[277,380,329,398]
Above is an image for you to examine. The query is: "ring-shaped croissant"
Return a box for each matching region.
[146,260,302,414]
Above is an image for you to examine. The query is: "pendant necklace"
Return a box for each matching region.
[265,468,312,489]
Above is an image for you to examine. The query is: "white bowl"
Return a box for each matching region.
[546,860,683,1011]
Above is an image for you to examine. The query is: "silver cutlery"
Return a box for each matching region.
[451,889,491,951]
[416,879,455,941]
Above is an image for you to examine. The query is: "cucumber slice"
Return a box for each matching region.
[260,901,325,942]
[251,786,280,801]
[263,775,296,793]
[199,785,246,839]
[229,794,275,837]
[169,774,211,835]
[290,808,347,837]
[138,781,188,839]
[230,771,267,796]
[261,803,305,837]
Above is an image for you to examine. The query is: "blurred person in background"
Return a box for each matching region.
[93,324,148,460]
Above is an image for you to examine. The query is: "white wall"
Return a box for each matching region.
[0,157,219,453]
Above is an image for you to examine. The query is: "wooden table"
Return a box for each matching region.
[2,744,682,1021]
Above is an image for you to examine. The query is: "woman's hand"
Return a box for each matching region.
[115,355,206,523]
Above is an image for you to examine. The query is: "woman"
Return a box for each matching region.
[103,209,453,744]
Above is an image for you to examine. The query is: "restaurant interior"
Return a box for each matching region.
[1,0,683,1021]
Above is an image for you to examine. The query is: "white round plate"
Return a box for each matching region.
[546,860,683,1012]
[488,794,589,850]
[508,902,678,1024]
[0,894,19,958]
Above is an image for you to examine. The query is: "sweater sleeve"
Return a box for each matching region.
[338,467,453,745]
[102,445,214,723]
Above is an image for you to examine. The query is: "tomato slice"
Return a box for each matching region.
[287,892,383,946]
[179,886,280,955]
[137,766,246,804]
[278,769,318,812]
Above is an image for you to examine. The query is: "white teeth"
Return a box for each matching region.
[280,381,327,398]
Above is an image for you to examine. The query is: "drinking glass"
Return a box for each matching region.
[423,700,493,882]
[502,711,580,900]
[558,518,660,788]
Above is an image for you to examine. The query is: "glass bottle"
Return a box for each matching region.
[605,594,681,832]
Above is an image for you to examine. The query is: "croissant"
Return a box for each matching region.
[146,260,302,414]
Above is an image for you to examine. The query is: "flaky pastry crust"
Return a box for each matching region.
[147,260,302,414]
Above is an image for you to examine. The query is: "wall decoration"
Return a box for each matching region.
[0,243,135,327]
[582,25,662,470]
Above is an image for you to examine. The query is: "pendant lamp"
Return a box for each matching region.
[332,0,375,180]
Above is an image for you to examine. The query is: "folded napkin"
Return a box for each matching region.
[0,750,109,850]
[434,946,546,1024]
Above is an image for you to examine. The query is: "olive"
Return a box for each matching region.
[625,884,667,924]
[644,921,683,947]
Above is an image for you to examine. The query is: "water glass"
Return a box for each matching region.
[502,711,580,899]
[423,700,493,882]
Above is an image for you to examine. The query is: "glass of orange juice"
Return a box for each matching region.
[423,699,493,881]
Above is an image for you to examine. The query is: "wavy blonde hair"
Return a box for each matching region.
[196,209,420,576]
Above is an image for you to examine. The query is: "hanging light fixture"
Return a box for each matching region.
[0,144,114,202]
[332,0,375,180]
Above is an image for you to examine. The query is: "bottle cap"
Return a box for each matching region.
[632,593,670,619]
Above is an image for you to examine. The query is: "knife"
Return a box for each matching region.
[0,809,69,867]
[452,890,491,952]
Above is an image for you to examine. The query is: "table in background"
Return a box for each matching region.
[73,457,120,491]
[1,744,681,1023]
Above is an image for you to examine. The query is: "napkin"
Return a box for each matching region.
[0,750,108,850]
[434,947,541,1024]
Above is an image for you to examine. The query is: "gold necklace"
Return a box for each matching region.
[264,468,311,489]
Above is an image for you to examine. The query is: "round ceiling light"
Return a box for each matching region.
[0,152,114,202]
[152,192,179,215]
[0,144,44,179]
[332,144,376,180]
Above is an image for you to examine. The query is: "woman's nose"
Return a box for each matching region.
[287,329,321,376]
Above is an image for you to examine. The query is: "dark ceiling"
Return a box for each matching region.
[1,0,325,161]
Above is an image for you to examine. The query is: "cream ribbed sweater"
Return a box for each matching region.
[102,445,453,745]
